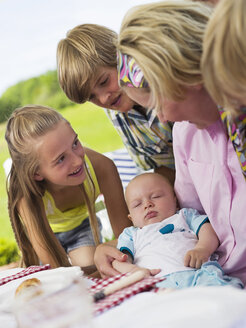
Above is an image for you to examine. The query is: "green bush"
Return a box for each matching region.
[0,238,20,266]
[0,98,21,123]
[0,70,75,123]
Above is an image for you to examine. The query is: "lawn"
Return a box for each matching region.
[0,102,123,241]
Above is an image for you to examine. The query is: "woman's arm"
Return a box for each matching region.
[85,148,131,238]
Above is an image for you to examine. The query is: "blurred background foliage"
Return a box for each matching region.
[0,70,74,123]
[0,239,20,266]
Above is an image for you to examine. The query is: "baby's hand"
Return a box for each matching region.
[131,267,161,278]
[184,247,210,269]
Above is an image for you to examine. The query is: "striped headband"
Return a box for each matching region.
[117,52,148,88]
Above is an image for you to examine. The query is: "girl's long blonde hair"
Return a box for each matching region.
[117,0,212,112]
[5,105,100,267]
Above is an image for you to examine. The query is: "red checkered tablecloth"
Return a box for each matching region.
[0,265,164,317]
[89,273,165,316]
[0,264,51,286]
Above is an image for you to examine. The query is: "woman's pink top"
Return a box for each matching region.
[173,119,246,285]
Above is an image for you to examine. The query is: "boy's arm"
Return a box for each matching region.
[184,222,219,268]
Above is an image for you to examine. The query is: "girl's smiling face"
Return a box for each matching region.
[34,120,86,190]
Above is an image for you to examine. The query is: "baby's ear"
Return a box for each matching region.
[128,214,133,222]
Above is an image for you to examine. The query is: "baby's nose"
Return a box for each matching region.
[144,201,153,209]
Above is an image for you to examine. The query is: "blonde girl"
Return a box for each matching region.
[5,105,129,272]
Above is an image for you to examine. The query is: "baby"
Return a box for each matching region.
[113,173,243,289]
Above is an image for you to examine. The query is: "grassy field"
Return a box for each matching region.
[0,102,123,241]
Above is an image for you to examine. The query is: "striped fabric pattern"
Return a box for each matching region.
[105,148,144,189]
[105,107,174,171]
[219,107,246,179]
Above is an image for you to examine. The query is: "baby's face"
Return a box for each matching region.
[125,174,177,228]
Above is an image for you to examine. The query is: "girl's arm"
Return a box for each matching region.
[18,197,69,268]
[85,148,131,238]
[184,222,220,268]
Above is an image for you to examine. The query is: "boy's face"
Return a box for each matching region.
[125,174,177,228]
[89,66,135,113]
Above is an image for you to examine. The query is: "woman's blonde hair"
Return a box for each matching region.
[117,0,212,112]
[202,0,246,112]
[57,24,117,104]
[5,105,100,267]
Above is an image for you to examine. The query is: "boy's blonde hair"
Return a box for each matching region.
[117,0,212,112]
[57,24,117,104]
[5,105,100,267]
[202,0,246,112]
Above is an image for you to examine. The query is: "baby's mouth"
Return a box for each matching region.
[145,211,158,219]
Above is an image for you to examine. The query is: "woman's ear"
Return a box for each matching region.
[34,171,44,181]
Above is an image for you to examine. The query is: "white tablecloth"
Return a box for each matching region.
[1,266,246,328]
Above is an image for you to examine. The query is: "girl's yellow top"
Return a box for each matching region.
[42,154,100,233]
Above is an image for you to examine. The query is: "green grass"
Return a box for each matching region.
[0,102,124,241]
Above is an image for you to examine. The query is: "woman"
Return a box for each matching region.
[95,0,246,286]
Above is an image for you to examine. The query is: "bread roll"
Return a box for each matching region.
[15,278,42,299]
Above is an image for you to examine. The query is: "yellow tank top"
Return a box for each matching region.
[43,154,100,233]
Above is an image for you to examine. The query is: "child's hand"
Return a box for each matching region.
[184,247,210,269]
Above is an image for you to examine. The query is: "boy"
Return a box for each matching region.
[57,24,175,185]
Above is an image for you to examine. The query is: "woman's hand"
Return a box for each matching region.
[94,243,128,278]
